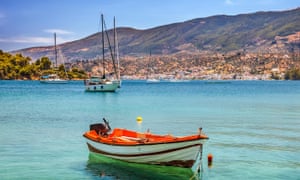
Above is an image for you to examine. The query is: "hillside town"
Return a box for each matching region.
[71,51,300,80]
[58,31,300,81]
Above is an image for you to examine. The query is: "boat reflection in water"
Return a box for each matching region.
[86,152,203,180]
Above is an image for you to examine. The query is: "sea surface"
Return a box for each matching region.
[0,80,299,180]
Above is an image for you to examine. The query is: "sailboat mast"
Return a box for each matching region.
[114,16,120,80]
[113,16,116,66]
[147,50,152,78]
[54,33,58,68]
[101,14,105,79]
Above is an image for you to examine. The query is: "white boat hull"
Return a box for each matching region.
[85,82,119,92]
[40,74,68,84]
[40,79,68,84]
[146,79,160,83]
[86,138,204,167]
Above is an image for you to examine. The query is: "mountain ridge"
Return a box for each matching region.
[12,7,300,62]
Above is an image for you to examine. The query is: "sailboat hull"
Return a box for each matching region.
[40,74,68,84]
[85,81,119,92]
[40,79,68,84]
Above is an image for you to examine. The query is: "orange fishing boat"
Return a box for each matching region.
[83,118,209,168]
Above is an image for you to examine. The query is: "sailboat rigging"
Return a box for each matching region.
[146,51,160,83]
[84,14,121,92]
[40,33,68,84]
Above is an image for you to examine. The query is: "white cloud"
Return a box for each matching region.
[44,29,74,35]
[0,36,72,45]
[0,29,76,50]
[225,0,234,5]
[0,37,51,44]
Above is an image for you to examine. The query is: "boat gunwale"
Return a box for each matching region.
[83,131,208,147]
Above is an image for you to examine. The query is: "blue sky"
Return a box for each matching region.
[0,0,299,51]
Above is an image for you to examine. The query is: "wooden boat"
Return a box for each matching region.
[83,119,208,168]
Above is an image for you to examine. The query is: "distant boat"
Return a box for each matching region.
[40,33,68,84]
[40,74,68,84]
[84,14,121,92]
[83,118,208,168]
[167,78,191,83]
[164,72,190,83]
[146,51,160,83]
[146,78,160,83]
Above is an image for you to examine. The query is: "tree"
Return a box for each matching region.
[19,66,32,79]
[284,68,300,80]
[58,64,66,72]
[271,72,280,80]
[39,57,52,70]
[0,50,87,80]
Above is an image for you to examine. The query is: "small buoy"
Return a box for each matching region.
[208,153,213,167]
[136,116,143,123]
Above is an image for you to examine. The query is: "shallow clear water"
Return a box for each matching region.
[0,80,299,179]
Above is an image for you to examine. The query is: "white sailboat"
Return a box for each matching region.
[40,33,68,84]
[84,15,121,92]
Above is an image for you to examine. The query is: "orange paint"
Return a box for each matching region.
[208,153,213,167]
[83,128,209,145]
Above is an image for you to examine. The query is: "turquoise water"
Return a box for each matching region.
[0,80,299,179]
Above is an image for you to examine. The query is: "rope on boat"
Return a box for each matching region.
[189,164,200,180]
[189,145,203,180]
